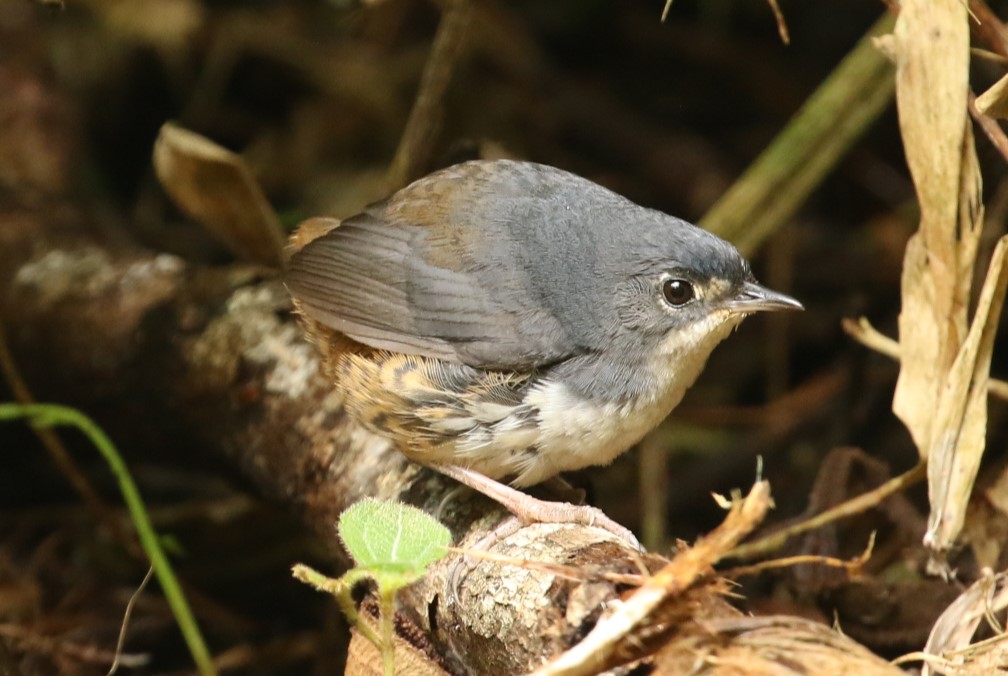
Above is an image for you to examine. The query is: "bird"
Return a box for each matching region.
[285,159,801,542]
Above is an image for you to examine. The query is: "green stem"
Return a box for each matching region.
[379,587,397,676]
[700,13,897,256]
[291,564,385,648]
[0,403,217,676]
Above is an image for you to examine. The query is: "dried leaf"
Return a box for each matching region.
[890,0,974,453]
[920,571,1008,676]
[884,0,1000,558]
[153,122,286,268]
[925,236,1008,552]
[893,233,940,452]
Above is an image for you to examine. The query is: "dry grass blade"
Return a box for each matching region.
[153,122,286,268]
[975,72,1008,118]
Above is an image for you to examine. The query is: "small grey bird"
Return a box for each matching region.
[286,160,801,538]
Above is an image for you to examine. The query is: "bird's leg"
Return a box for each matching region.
[434,464,640,549]
[438,464,641,603]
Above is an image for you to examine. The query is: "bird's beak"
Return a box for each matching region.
[724,281,803,314]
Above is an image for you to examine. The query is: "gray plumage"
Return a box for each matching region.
[286,159,801,489]
[286,160,751,373]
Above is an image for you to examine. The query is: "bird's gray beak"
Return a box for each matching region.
[724,281,803,314]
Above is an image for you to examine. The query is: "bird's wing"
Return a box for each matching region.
[285,206,577,371]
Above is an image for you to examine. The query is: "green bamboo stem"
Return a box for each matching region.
[701,13,897,256]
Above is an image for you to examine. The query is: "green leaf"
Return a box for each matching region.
[338,498,451,582]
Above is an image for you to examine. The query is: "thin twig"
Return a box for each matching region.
[969,90,1008,165]
[968,0,1008,61]
[842,317,1008,400]
[727,463,926,561]
[108,566,155,676]
[660,0,672,23]
[766,0,790,44]
[386,0,471,190]
[723,531,874,578]
[0,321,114,526]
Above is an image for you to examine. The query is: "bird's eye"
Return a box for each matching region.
[662,278,695,306]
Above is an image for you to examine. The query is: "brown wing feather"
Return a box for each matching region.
[285,164,577,369]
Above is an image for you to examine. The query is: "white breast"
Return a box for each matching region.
[450,311,743,486]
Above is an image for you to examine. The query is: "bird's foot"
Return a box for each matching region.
[435,464,641,549]
[437,464,642,602]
